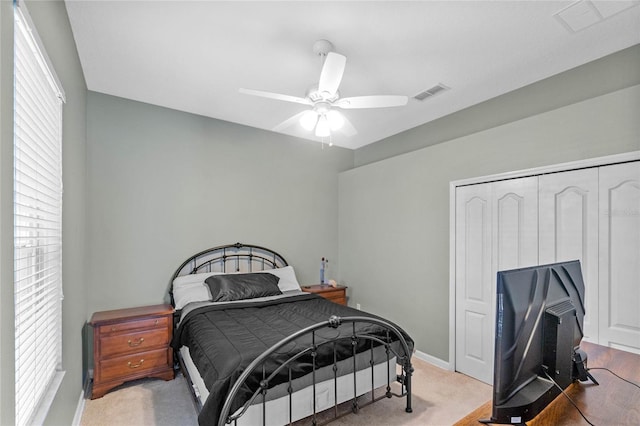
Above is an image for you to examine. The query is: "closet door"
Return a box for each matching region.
[539,168,599,342]
[599,161,640,353]
[455,183,493,383]
[492,178,539,273]
[455,176,538,383]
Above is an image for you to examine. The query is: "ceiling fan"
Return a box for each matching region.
[239,40,408,140]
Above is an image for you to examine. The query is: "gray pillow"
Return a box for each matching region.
[204,273,281,302]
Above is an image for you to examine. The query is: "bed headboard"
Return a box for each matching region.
[169,242,288,306]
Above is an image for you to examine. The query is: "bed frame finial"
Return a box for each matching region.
[328,315,342,329]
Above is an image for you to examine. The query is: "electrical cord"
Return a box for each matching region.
[588,367,640,390]
[542,369,595,426]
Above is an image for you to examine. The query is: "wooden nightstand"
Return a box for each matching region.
[302,284,348,305]
[90,304,174,399]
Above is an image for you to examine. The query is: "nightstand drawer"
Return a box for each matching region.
[301,285,348,306]
[99,348,170,382]
[324,293,347,305]
[100,328,169,358]
[98,316,169,334]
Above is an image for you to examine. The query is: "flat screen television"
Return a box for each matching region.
[483,260,597,424]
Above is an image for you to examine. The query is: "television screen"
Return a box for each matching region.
[485,260,592,424]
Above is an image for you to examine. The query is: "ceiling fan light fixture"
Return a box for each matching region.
[326,110,344,131]
[300,110,318,130]
[315,115,331,137]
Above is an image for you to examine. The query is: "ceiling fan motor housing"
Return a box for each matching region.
[306,85,340,103]
[312,39,334,57]
[313,101,331,114]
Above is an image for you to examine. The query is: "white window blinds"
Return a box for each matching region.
[14,4,65,425]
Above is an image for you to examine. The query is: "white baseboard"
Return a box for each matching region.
[71,390,85,426]
[414,349,451,371]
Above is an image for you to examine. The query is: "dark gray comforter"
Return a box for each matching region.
[171,292,413,426]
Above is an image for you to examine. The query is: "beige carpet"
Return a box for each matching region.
[81,358,491,426]
[80,371,198,426]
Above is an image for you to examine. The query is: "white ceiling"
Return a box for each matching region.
[64,1,640,149]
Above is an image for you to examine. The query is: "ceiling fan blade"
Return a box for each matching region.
[325,109,358,137]
[339,114,358,137]
[239,88,311,106]
[335,95,408,109]
[318,52,346,96]
[272,111,308,132]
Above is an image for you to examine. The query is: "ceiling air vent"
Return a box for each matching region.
[413,83,450,101]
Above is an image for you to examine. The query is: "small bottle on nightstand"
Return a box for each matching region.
[323,258,329,285]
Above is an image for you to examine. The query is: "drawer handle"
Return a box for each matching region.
[111,326,117,332]
[127,359,144,369]
[127,337,145,347]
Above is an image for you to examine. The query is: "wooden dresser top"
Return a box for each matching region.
[302,284,347,293]
[90,304,174,325]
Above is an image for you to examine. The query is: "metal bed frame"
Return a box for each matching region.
[170,243,414,426]
[170,242,289,306]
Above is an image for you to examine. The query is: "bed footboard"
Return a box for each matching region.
[218,315,413,426]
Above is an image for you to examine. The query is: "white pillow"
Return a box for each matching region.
[255,266,301,292]
[171,266,301,309]
[172,271,225,288]
[172,271,222,310]
[172,281,212,310]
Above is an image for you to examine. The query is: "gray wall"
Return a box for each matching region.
[86,93,354,313]
[0,1,88,425]
[339,83,640,362]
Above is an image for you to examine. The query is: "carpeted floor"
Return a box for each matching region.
[80,370,198,426]
[80,357,491,426]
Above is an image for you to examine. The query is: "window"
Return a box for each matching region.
[14,3,66,425]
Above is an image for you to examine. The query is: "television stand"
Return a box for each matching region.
[455,342,639,426]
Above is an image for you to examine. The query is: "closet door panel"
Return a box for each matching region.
[455,184,493,384]
[599,162,640,353]
[492,177,539,272]
[539,168,599,342]
[455,177,538,384]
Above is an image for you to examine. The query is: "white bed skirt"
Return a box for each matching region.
[180,346,397,425]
